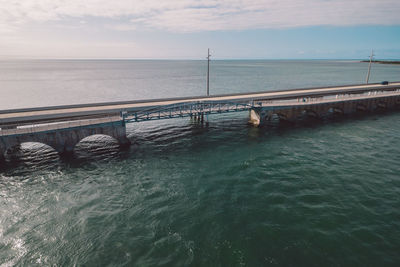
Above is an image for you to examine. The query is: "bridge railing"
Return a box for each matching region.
[257,88,400,108]
[2,88,400,135]
[125,101,254,122]
[0,116,121,137]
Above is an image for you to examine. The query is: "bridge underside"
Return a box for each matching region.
[0,121,130,160]
[249,95,400,126]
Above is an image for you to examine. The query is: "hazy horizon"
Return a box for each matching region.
[1,58,399,61]
[1,1,400,60]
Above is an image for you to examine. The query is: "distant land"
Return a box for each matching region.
[360,60,400,65]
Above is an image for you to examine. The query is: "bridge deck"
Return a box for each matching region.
[0,116,122,137]
[126,89,400,122]
[1,82,399,126]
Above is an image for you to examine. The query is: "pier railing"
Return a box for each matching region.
[125,101,253,122]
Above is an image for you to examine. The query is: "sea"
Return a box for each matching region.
[0,60,400,266]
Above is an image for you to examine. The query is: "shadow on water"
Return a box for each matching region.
[1,108,400,266]
[1,109,399,176]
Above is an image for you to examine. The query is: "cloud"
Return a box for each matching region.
[0,0,399,33]
[0,39,140,58]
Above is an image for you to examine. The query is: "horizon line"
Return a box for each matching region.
[1,58,399,61]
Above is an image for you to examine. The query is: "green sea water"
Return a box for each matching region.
[1,60,400,266]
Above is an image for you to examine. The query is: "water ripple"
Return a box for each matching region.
[2,109,400,266]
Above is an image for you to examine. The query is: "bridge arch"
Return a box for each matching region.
[356,104,367,112]
[53,126,130,155]
[74,134,120,149]
[302,109,319,119]
[276,112,288,121]
[73,134,124,159]
[3,141,59,160]
[377,101,387,109]
[0,121,130,158]
[264,113,280,122]
[327,107,344,115]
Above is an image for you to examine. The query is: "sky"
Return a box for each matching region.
[0,0,400,59]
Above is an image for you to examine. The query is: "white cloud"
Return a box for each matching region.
[0,39,140,58]
[0,0,399,33]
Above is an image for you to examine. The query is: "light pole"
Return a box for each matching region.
[207,48,211,96]
[366,49,374,84]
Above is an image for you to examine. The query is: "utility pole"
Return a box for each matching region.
[366,49,374,84]
[207,48,211,96]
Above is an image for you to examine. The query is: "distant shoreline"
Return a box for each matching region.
[360,60,400,65]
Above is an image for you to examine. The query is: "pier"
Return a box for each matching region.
[1,82,400,159]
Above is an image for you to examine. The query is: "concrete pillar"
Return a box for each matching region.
[317,104,331,118]
[396,96,400,106]
[342,101,353,114]
[356,103,367,112]
[111,123,131,148]
[387,97,395,108]
[367,99,376,111]
[249,109,261,126]
[0,142,5,162]
[292,108,302,120]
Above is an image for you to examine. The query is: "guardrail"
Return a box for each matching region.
[1,87,400,135]
[126,101,253,122]
[0,116,121,137]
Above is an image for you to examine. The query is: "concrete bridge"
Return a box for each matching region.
[1,82,400,160]
[0,117,130,159]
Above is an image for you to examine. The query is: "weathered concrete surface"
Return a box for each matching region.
[249,95,400,126]
[0,120,130,159]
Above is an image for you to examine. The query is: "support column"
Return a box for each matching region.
[112,123,131,148]
[0,146,4,162]
[249,109,261,126]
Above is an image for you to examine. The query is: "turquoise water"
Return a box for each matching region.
[1,60,400,266]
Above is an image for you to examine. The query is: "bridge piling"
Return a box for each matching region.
[249,95,400,127]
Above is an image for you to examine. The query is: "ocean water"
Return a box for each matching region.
[1,60,400,266]
[0,59,399,109]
